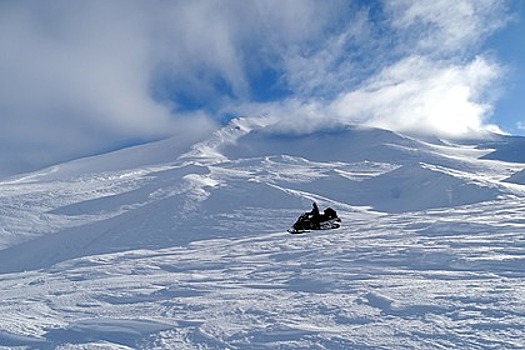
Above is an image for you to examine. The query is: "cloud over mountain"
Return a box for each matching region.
[0,0,512,176]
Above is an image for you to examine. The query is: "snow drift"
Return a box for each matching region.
[0,116,524,349]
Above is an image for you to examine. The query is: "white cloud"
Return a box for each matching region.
[0,0,342,176]
[0,1,175,130]
[281,8,374,98]
[385,0,509,54]
[331,55,504,137]
[0,0,514,176]
[230,54,505,138]
[266,0,510,138]
[0,1,178,176]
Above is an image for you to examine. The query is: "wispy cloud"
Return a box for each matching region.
[230,0,510,137]
[0,0,513,176]
[386,0,510,55]
[331,55,503,137]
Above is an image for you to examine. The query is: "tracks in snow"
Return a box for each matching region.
[0,197,524,349]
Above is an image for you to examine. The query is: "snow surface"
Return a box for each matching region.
[0,116,524,349]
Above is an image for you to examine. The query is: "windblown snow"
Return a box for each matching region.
[0,116,524,349]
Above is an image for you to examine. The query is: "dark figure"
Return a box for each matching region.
[310,202,321,229]
[311,202,320,216]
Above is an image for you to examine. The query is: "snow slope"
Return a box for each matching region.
[0,116,524,349]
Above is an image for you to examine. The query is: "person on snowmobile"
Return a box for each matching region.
[288,202,341,233]
[310,202,321,229]
[311,202,320,216]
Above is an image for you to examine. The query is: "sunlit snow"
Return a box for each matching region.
[0,117,524,349]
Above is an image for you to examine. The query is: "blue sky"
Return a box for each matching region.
[484,0,525,134]
[0,0,523,177]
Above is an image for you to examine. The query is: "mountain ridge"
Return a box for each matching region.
[1,116,524,271]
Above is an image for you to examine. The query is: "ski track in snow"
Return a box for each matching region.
[0,118,524,349]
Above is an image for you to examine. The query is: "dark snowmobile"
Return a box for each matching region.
[288,203,341,234]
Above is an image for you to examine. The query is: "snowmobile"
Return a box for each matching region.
[288,205,341,234]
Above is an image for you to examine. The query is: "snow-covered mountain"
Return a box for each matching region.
[0,116,524,349]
